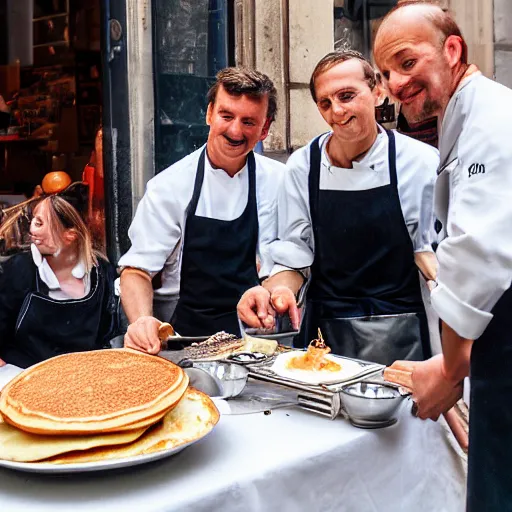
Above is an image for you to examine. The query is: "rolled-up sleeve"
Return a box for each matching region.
[118,171,188,273]
[431,128,512,340]
[269,146,315,276]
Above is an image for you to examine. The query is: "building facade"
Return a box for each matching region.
[105,0,511,258]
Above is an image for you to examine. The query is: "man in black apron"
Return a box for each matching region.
[238,50,438,366]
[300,129,431,365]
[121,68,283,354]
[169,148,259,336]
[374,4,512,510]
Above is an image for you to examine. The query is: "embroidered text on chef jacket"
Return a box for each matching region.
[431,71,512,340]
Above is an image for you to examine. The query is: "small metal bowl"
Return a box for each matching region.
[226,352,268,365]
[186,361,249,399]
[340,382,408,429]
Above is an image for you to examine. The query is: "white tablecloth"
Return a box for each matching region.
[0,377,466,512]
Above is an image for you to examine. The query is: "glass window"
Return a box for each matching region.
[334,0,397,57]
[152,0,233,173]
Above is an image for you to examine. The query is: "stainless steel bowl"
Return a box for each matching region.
[340,382,408,429]
[186,361,249,399]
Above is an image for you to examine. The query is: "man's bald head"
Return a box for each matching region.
[373,1,468,124]
[375,2,467,66]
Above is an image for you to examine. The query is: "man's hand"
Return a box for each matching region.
[237,286,275,329]
[270,285,300,330]
[384,355,462,421]
[0,96,9,114]
[124,316,162,355]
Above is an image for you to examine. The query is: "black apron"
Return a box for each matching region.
[467,285,512,511]
[299,131,430,365]
[171,148,259,337]
[13,265,108,368]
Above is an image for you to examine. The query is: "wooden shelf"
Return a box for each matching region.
[33,13,68,22]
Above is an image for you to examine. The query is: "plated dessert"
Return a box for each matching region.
[270,330,365,385]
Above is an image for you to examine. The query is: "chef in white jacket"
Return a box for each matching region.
[238,50,439,366]
[119,68,284,353]
[374,3,512,510]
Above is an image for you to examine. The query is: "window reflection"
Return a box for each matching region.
[334,0,397,56]
[152,0,231,172]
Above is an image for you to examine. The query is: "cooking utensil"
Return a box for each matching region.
[182,361,249,400]
[237,276,310,343]
[339,381,408,429]
[157,323,210,349]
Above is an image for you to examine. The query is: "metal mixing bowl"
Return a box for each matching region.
[340,382,408,429]
[187,361,249,399]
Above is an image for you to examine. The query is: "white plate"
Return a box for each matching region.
[271,351,366,385]
[0,436,204,474]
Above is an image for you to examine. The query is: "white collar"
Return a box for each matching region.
[205,146,249,179]
[320,124,387,172]
[440,65,482,140]
[31,244,87,290]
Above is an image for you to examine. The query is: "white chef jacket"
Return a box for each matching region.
[431,71,512,340]
[270,126,439,275]
[30,244,90,300]
[118,145,285,296]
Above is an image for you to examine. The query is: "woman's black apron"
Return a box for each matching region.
[12,264,108,368]
[171,148,259,337]
[467,285,512,511]
[299,131,430,365]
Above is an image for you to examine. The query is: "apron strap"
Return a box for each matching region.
[246,150,259,251]
[186,146,207,217]
[245,150,257,213]
[308,134,325,249]
[186,146,257,220]
[385,129,398,190]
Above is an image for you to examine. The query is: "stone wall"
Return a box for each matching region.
[248,0,510,152]
[444,0,494,79]
[494,0,512,88]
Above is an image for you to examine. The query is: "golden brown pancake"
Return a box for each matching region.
[47,387,220,464]
[0,416,148,462]
[0,349,189,435]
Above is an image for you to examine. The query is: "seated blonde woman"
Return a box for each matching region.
[0,194,119,368]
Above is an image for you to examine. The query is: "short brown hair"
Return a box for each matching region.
[207,67,278,122]
[309,51,377,103]
[384,1,468,64]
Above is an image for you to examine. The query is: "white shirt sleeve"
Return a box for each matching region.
[117,160,195,274]
[431,125,512,340]
[269,132,438,277]
[394,132,438,254]
[253,155,286,279]
[269,144,315,276]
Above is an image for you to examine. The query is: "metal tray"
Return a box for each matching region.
[246,352,384,420]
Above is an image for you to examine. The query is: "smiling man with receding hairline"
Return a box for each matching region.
[374,3,512,510]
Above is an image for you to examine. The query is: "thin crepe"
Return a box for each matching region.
[48,387,220,464]
[0,417,148,462]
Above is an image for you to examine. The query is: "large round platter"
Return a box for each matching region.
[0,433,209,474]
[271,351,366,385]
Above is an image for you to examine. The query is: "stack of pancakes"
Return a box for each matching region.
[0,349,219,464]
